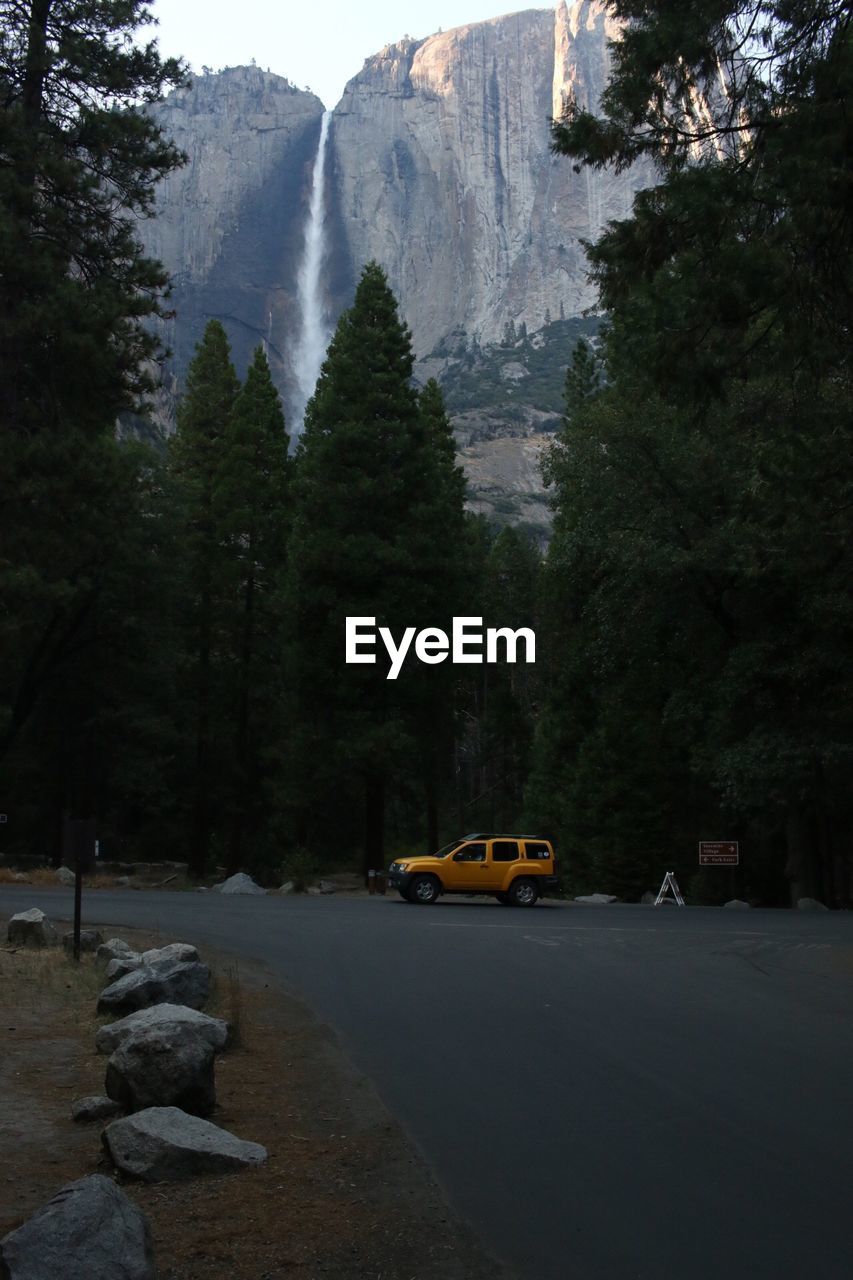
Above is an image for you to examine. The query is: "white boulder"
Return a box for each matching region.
[97,938,136,964]
[62,929,104,954]
[7,908,58,947]
[215,872,266,895]
[141,942,200,966]
[97,959,211,1015]
[104,1107,267,1182]
[0,1174,155,1279]
[96,1004,230,1057]
[105,1024,215,1116]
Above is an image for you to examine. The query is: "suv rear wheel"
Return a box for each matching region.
[408,874,439,905]
[508,878,539,907]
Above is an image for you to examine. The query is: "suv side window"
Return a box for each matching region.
[454,842,487,863]
[492,840,520,862]
[524,841,551,860]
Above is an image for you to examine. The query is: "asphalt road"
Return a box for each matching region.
[3,886,853,1280]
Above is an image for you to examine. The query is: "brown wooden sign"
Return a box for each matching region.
[699,841,739,866]
[62,816,97,873]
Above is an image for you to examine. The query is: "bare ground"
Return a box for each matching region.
[0,916,512,1280]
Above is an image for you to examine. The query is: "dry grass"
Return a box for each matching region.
[210,961,244,1048]
[0,920,510,1280]
[0,867,122,888]
[1,947,105,1013]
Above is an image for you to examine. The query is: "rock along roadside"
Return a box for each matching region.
[0,1173,155,1280]
[104,1106,268,1182]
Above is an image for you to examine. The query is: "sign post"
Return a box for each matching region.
[62,816,97,962]
[699,841,739,866]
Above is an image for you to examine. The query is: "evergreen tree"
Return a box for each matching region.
[169,321,240,877]
[0,1,185,849]
[287,264,468,875]
[475,527,540,833]
[214,346,290,873]
[539,1,853,904]
[410,379,468,849]
[0,0,186,435]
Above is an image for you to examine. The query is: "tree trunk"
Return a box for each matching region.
[425,758,439,854]
[784,806,815,905]
[23,2,52,131]
[363,774,386,881]
[189,570,212,880]
[227,562,255,876]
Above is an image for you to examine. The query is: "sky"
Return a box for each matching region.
[147,1,540,110]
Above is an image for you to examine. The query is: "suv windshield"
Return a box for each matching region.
[431,841,462,859]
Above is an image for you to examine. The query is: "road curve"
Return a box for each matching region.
[3,886,852,1280]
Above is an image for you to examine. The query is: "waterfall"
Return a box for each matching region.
[292,110,332,432]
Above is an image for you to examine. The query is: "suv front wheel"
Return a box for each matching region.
[508,878,539,907]
[408,874,440,905]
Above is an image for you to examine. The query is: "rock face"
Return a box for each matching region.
[7,909,58,947]
[331,1,647,358]
[55,865,76,886]
[144,66,325,425]
[137,5,649,524]
[105,1024,216,1115]
[104,1107,268,1182]
[0,1173,155,1280]
[97,959,211,1015]
[96,1003,230,1056]
[140,5,644,401]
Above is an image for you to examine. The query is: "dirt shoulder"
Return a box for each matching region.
[1,914,512,1280]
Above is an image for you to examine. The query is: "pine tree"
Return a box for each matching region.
[169,321,240,877]
[411,379,468,850]
[543,2,853,904]
[287,264,469,875]
[0,0,186,436]
[0,1,185,849]
[214,346,290,873]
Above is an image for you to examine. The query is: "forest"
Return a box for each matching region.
[1,1,850,906]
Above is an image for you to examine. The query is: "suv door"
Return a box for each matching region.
[445,841,489,891]
[489,839,522,890]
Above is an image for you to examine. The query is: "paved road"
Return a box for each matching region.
[3,886,853,1280]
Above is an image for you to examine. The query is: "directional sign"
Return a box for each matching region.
[699,841,739,866]
[62,816,97,874]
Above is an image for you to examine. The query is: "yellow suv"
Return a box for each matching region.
[387,834,557,907]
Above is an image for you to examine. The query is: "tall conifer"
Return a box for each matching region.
[170,320,240,877]
[287,264,469,874]
[215,346,290,872]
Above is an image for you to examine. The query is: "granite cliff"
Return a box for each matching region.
[144,66,327,411]
[331,1,645,356]
[140,4,648,530]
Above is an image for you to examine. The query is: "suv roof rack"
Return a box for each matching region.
[461,833,544,840]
